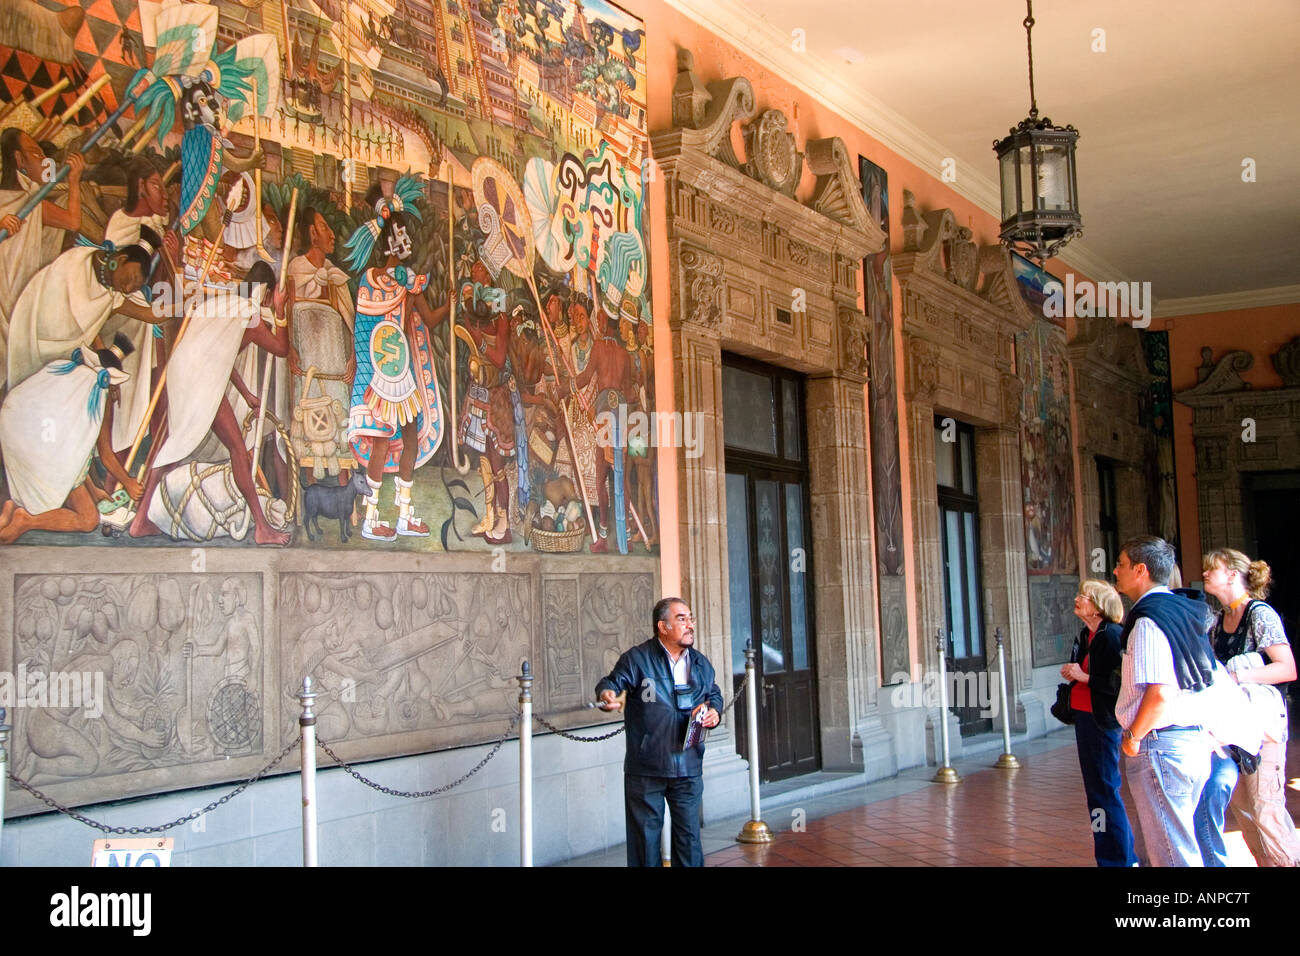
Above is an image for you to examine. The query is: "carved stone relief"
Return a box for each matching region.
[677,246,726,331]
[838,307,870,378]
[743,109,803,197]
[278,572,530,744]
[1273,336,1300,386]
[9,573,265,787]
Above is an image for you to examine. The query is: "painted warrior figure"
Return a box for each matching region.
[344,178,448,541]
[457,258,522,545]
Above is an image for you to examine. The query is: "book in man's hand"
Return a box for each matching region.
[682,708,708,750]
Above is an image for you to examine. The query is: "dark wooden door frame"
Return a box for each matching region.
[723,353,821,781]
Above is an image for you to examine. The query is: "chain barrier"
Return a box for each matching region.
[5,736,301,835]
[4,673,754,833]
[316,712,521,798]
[533,672,750,743]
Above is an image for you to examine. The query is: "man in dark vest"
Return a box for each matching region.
[1113,535,1217,866]
[596,597,721,866]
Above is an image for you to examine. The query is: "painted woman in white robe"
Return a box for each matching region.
[0,336,139,543]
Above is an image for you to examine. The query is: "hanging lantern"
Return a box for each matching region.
[993,1,1082,262]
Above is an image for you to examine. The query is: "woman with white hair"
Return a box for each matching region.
[1061,579,1137,866]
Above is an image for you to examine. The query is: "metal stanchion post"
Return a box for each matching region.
[299,677,318,867]
[661,804,672,866]
[517,661,533,868]
[737,643,773,843]
[994,628,1021,770]
[0,707,8,855]
[932,631,961,784]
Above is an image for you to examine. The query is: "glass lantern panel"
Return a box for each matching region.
[1018,145,1034,213]
[1035,144,1071,211]
[999,149,1019,222]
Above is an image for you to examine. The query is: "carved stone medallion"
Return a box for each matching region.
[742,109,803,197]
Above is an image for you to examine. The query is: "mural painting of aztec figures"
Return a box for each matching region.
[0,0,656,556]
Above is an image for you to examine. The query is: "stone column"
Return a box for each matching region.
[671,322,731,752]
[976,421,1033,731]
[806,370,880,771]
[904,395,943,673]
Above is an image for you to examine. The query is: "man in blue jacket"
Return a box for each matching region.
[596,596,722,866]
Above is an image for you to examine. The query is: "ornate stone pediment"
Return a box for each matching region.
[807,137,880,241]
[893,191,1036,338]
[670,48,755,170]
[1272,336,1300,387]
[1179,348,1254,399]
[653,49,885,263]
[1067,315,1154,389]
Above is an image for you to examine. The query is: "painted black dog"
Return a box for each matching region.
[302,471,370,542]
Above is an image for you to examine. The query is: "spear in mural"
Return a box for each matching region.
[250,77,270,262]
[249,188,299,490]
[444,160,472,474]
[0,77,69,125]
[31,73,110,141]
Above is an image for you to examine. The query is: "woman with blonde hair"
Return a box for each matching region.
[1193,548,1300,867]
[1061,578,1136,866]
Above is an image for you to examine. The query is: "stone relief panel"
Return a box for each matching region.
[542,575,583,711]
[579,570,655,700]
[1029,575,1080,667]
[278,572,531,748]
[9,573,265,788]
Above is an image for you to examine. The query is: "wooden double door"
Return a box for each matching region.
[723,356,820,781]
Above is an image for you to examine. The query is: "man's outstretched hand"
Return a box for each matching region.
[597,689,623,712]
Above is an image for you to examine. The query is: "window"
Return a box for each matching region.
[1096,457,1119,575]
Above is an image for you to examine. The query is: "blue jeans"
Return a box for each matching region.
[1123,727,1211,867]
[1073,709,1137,866]
[1193,749,1239,866]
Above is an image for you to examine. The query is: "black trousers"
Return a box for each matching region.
[624,773,705,867]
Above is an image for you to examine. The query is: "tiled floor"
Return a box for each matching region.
[558,726,1300,867]
[705,732,1300,868]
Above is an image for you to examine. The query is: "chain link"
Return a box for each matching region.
[533,672,750,743]
[532,713,625,741]
[5,736,301,835]
[316,712,521,798]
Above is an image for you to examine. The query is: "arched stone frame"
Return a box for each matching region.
[892,191,1041,755]
[651,50,889,784]
[1175,340,1300,554]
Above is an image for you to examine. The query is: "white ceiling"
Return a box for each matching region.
[667,0,1300,310]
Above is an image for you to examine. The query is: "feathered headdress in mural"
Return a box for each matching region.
[342,175,425,274]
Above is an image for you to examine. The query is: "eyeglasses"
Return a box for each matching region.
[673,614,696,625]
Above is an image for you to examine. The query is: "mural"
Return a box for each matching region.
[1016,317,1079,665]
[858,155,908,682]
[0,0,655,556]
